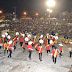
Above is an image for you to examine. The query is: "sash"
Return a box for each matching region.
[7,44,10,50]
[43,36,46,41]
[35,44,38,48]
[33,39,35,44]
[39,46,41,53]
[54,50,57,58]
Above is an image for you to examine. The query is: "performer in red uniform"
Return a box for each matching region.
[13,40,17,51]
[45,44,52,56]
[37,44,44,61]
[59,44,63,57]
[27,41,33,59]
[3,42,8,55]
[45,38,48,45]
[51,47,59,64]
[19,36,24,47]
[8,40,13,58]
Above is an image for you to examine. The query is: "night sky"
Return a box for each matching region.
[0,0,72,17]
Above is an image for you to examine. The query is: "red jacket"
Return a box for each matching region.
[25,41,28,43]
[27,45,33,51]
[8,44,12,50]
[51,49,59,57]
[45,39,48,45]
[37,46,44,53]
[19,37,24,42]
[35,43,40,49]
[60,46,62,51]
[45,45,52,50]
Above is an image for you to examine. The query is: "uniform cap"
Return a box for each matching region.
[16,32,19,35]
[25,37,29,41]
[8,40,13,44]
[2,35,5,38]
[39,39,44,44]
[7,35,11,39]
[28,41,33,45]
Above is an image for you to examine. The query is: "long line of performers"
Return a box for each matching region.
[0,32,72,64]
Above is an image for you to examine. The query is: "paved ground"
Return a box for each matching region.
[0,40,72,72]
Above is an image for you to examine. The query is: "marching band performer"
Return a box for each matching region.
[45,44,52,56]
[27,41,33,59]
[3,41,8,55]
[13,40,17,51]
[37,39,44,61]
[59,44,64,57]
[19,36,24,47]
[35,43,40,54]
[8,40,13,58]
[51,47,60,64]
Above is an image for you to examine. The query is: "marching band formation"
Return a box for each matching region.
[0,31,72,64]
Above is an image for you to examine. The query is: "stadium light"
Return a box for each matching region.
[46,0,55,7]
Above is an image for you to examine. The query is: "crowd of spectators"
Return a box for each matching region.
[0,19,72,37]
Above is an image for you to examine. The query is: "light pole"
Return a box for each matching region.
[46,0,55,24]
[47,9,53,24]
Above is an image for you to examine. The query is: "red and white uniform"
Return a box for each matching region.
[37,46,44,53]
[19,37,24,42]
[27,45,33,51]
[51,49,59,57]
[8,44,12,50]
